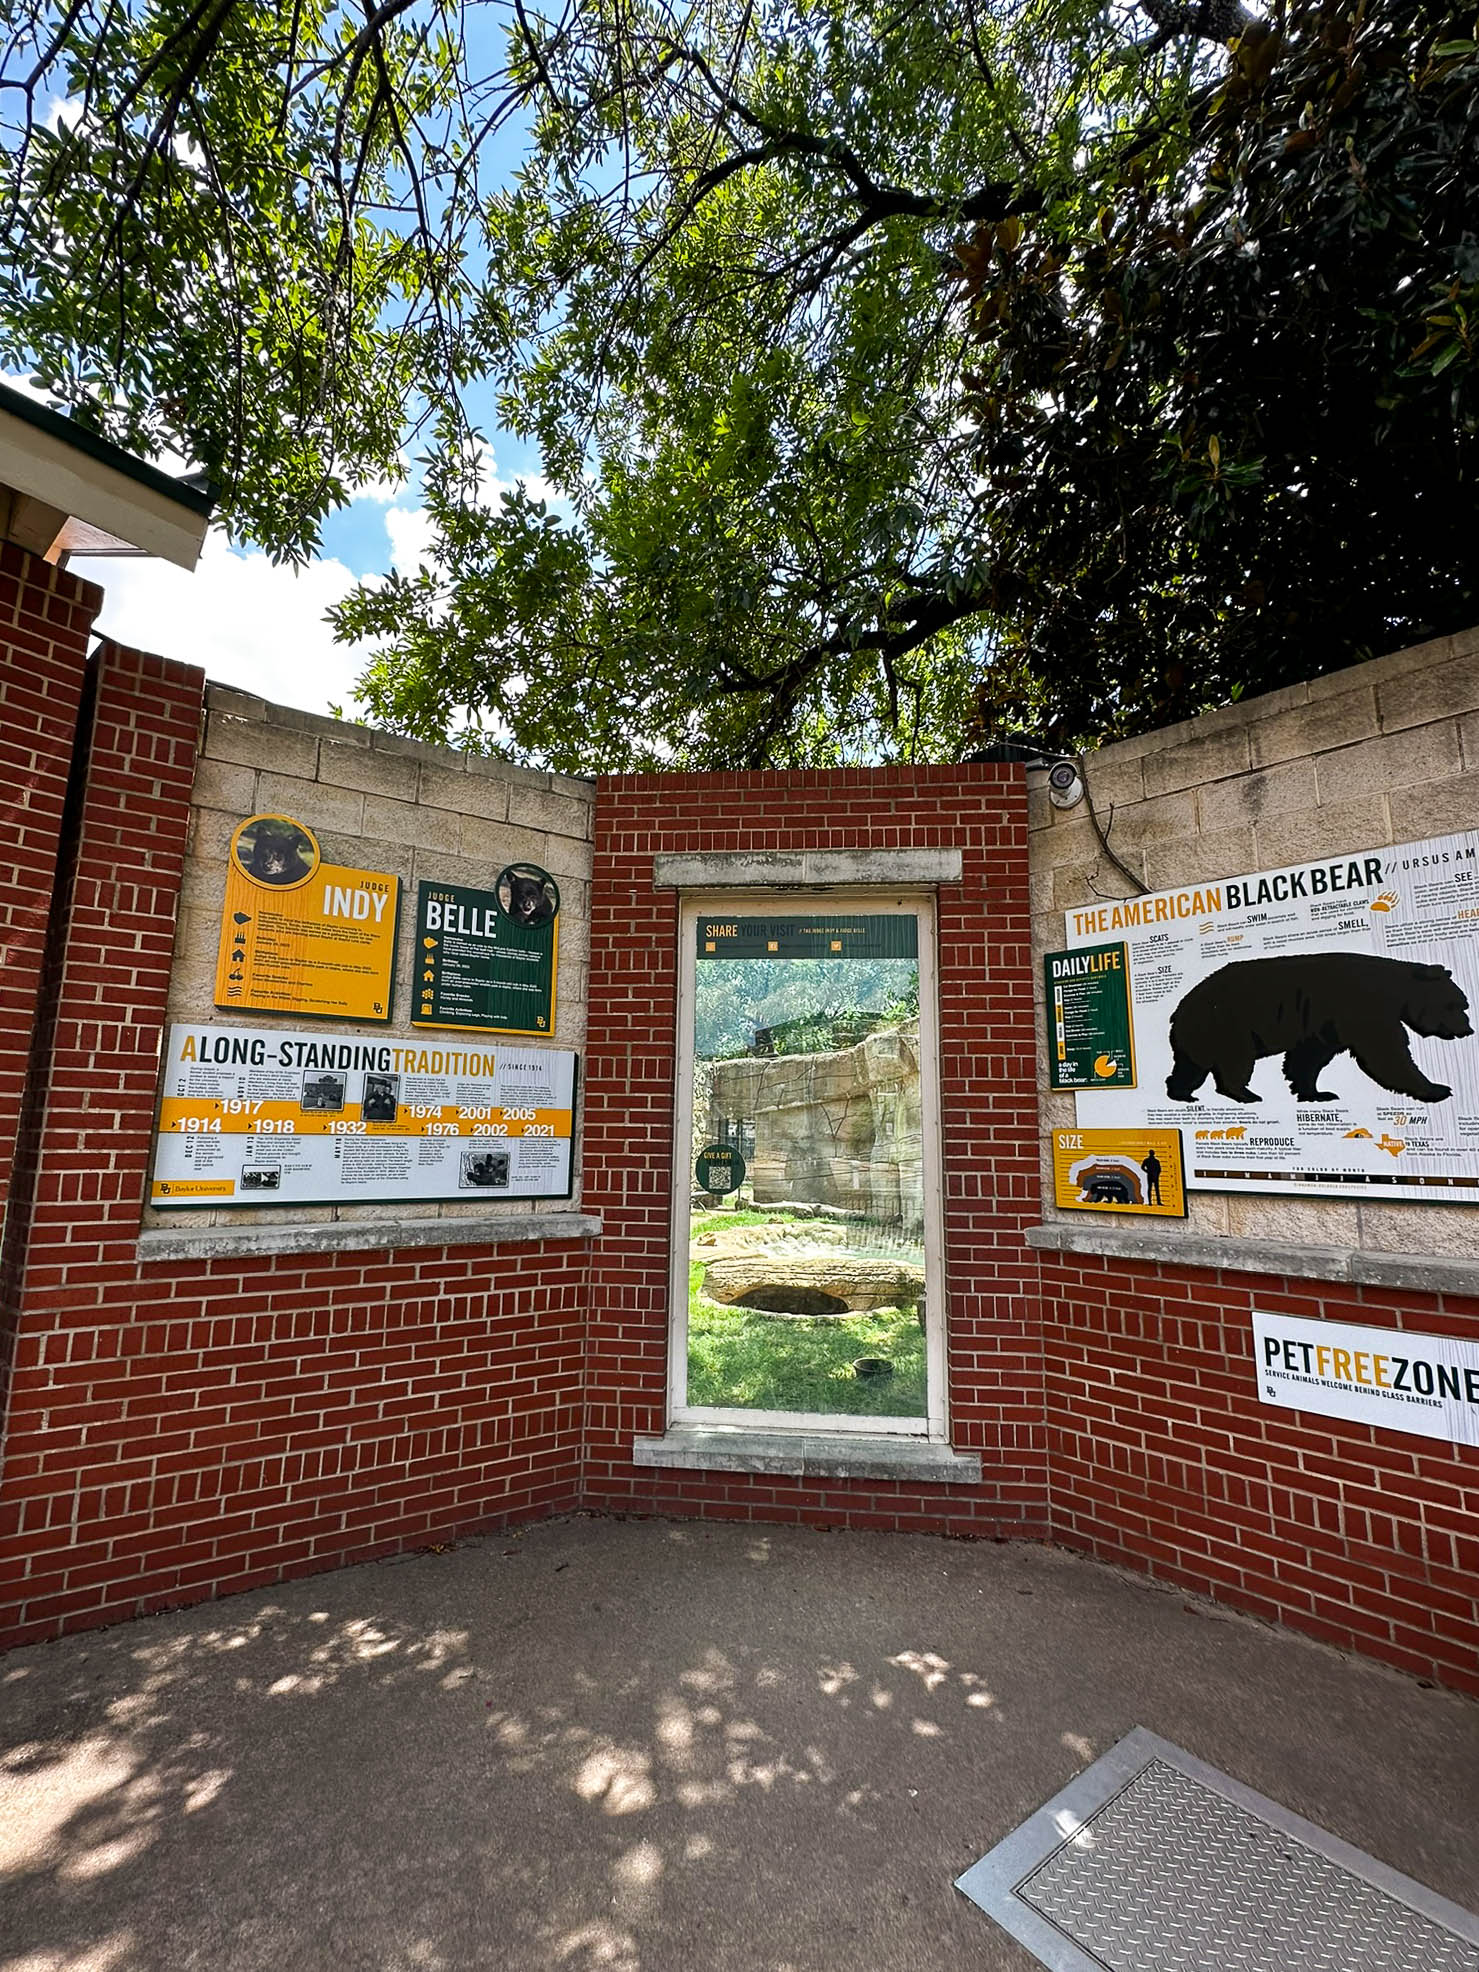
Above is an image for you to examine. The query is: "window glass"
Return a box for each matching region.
[682,910,930,1422]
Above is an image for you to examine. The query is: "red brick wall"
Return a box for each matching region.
[581,767,1046,1535]
[1041,1252,1479,1695]
[0,590,1473,1697]
[0,545,98,1276]
[0,639,588,1647]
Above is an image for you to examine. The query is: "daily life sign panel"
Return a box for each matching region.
[1253,1312,1479,1446]
[1063,829,1479,1200]
[1044,941,1135,1089]
[151,1023,576,1207]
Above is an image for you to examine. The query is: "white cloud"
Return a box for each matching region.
[384,503,436,571]
[5,365,567,716]
[0,371,390,718]
[84,531,371,717]
[380,452,567,578]
[476,458,564,522]
[42,95,82,135]
[347,455,413,504]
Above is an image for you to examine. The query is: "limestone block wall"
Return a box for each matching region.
[2,641,597,1650]
[1030,626,1479,1261]
[149,684,595,1231]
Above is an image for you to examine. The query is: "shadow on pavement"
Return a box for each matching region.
[2,1516,1476,1971]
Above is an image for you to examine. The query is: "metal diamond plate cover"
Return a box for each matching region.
[956,1730,1479,1972]
[1019,1760,1477,1972]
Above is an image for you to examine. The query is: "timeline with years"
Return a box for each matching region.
[150,1022,577,1208]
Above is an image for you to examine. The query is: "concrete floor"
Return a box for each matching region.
[1,1517,1476,1972]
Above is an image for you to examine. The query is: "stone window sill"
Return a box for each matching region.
[1026,1220,1479,1298]
[632,1425,982,1483]
[138,1210,602,1264]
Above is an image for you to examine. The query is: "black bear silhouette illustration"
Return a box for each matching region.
[1165,953,1472,1104]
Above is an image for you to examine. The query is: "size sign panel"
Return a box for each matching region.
[1050,1127,1185,1217]
[150,1023,577,1207]
[413,877,558,1035]
[1044,942,1135,1089]
[1253,1311,1479,1446]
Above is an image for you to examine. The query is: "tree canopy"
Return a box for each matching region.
[336,0,1238,769]
[1,0,507,554]
[4,1,1477,765]
[955,4,1479,746]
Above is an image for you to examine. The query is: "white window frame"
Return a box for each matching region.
[668,888,948,1440]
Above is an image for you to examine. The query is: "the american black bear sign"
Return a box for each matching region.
[1058,830,1479,1202]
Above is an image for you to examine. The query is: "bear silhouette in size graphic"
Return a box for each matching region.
[1165,953,1472,1104]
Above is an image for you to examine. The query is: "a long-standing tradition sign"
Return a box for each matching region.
[151,1023,576,1207]
[1062,829,1479,1200]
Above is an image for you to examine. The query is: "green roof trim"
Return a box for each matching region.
[0,379,215,518]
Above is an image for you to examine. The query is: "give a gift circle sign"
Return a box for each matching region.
[695,1144,745,1196]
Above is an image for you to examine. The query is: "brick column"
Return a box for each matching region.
[582,766,1047,1535]
[0,547,100,1253]
[1,648,592,1645]
[0,545,101,1435]
[0,642,204,1635]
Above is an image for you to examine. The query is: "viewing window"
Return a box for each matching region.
[670,895,945,1436]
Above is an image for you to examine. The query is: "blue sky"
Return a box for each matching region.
[74,422,561,722]
[16,31,553,724]
[21,187,564,723]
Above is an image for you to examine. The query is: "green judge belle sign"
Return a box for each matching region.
[414,868,560,1036]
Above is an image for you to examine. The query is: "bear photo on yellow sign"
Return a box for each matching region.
[215,813,400,1023]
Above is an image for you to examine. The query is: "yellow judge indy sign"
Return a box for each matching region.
[215,813,399,1023]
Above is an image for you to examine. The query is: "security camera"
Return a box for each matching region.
[1047,759,1085,809]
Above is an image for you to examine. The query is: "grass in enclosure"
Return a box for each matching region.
[686,1268,926,1417]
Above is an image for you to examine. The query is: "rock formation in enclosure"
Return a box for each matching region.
[700,1253,926,1317]
[705,1023,922,1226]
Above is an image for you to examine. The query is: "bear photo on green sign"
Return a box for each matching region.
[496,864,559,928]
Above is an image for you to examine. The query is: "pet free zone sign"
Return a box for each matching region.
[1254,1312,1479,1447]
[1060,828,1479,1201]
